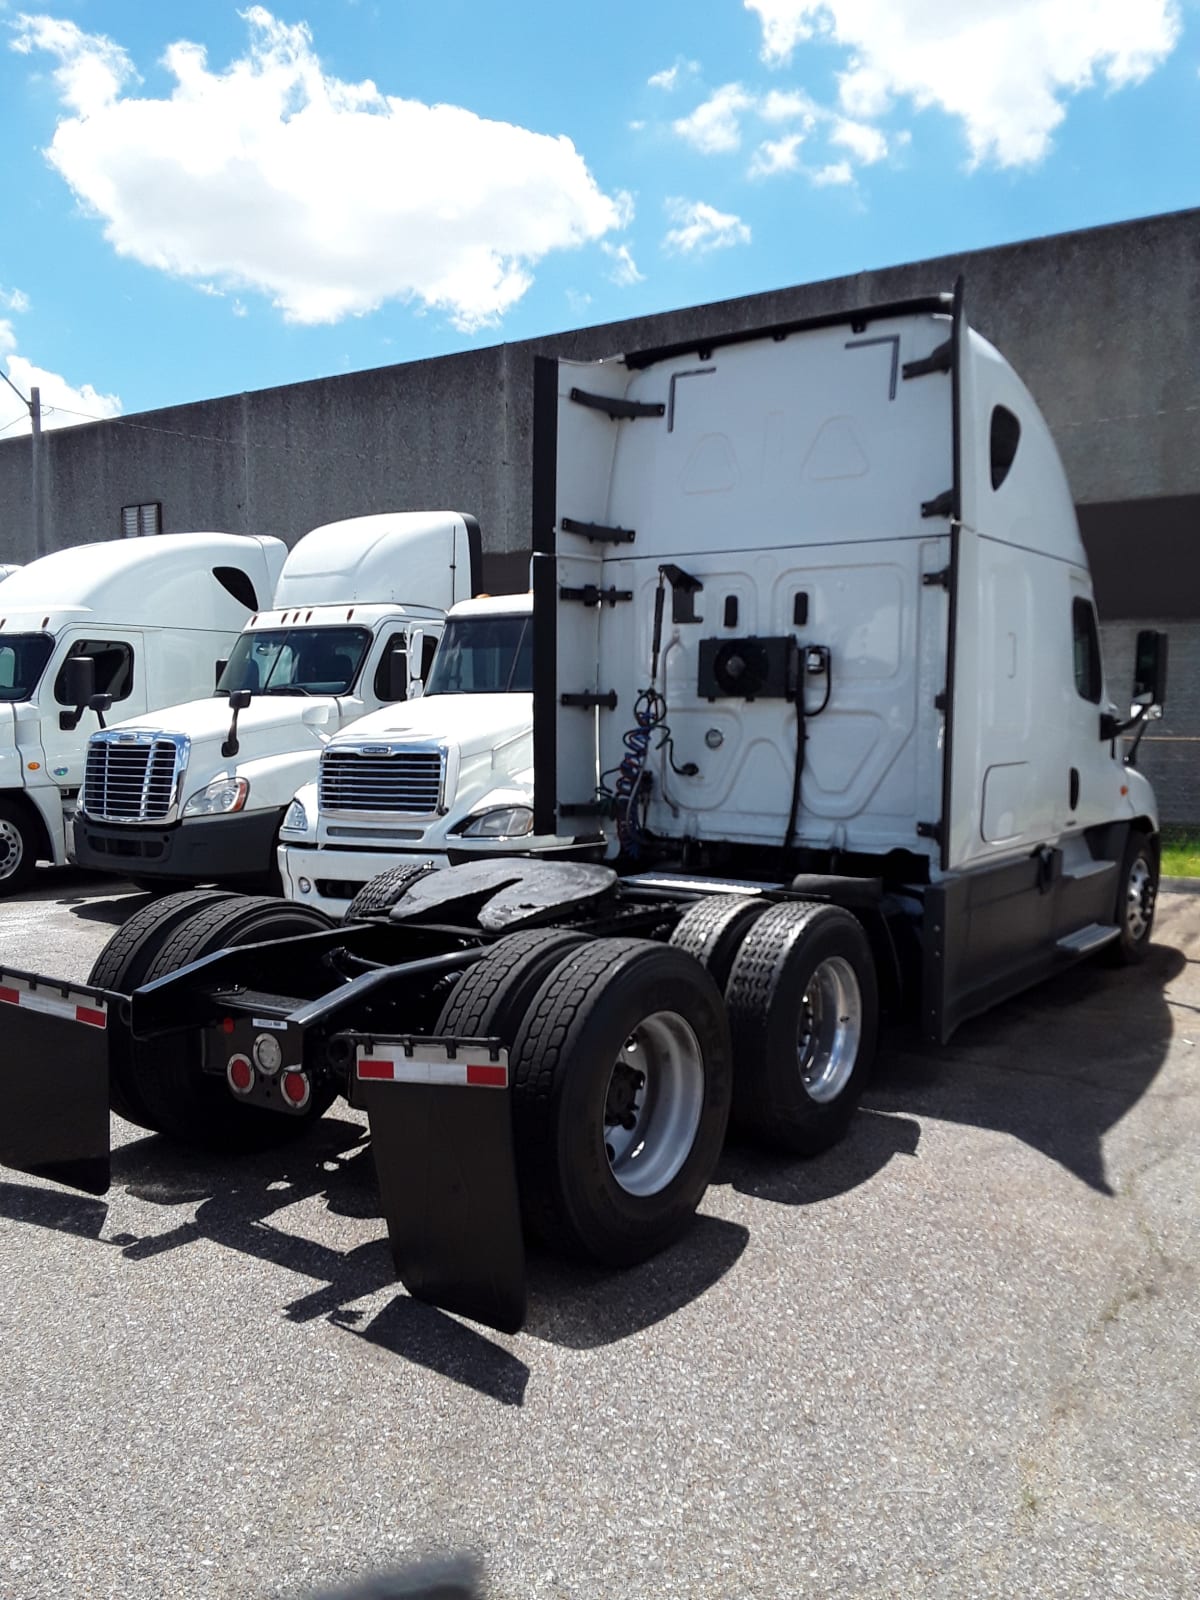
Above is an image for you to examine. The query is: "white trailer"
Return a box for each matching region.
[278,594,598,918]
[0,532,285,893]
[0,285,1167,1334]
[70,512,480,890]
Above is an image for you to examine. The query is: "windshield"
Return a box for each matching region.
[423,615,532,695]
[216,626,372,697]
[0,633,54,703]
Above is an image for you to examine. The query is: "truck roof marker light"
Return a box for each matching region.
[227,1054,253,1094]
[1120,784,1129,796]
[281,1069,311,1109]
[41,616,48,629]
[305,610,312,622]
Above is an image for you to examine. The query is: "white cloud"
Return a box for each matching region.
[761,87,819,123]
[11,8,630,330]
[1,287,31,315]
[743,0,1181,166]
[648,59,700,91]
[0,321,122,433]
[663,197,751,255]
[749,133,806,177]
[673,83,755,153]
[601,241,644,286]
[811,160,854,186]
[831,116,886,164]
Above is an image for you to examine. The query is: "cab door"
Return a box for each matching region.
[39,632,144,790]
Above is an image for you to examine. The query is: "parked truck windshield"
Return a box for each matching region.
[217,626,371,697]
[0,633,54,702]
[423,614,531,695]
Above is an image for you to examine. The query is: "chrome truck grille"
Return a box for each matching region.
[81,732,189,823]
[319,745,445,815]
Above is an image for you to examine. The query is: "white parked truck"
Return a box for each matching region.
[0,284,1167,1335]
[278,593,598,918]
[0,565,21,582]
[70,512,481,890]
[0,532,285,893]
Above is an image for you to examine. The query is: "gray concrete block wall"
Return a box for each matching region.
[1101,619,1199,824]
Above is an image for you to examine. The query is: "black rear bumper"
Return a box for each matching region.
[73,806,285,880]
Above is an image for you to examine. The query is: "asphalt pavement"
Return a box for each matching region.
[0,868,1196,1599]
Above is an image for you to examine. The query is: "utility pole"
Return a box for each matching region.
[30,386,43,558]
[0,369,43,557]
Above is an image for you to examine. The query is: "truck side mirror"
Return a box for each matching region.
[385,646,408,702]
[221,688,253,760]
[1133,629,1168,709]
[214,658,229,689]
[59,654,96,730]
[228,688,252,712]
[88,692,113,730]
[407,629,426,699]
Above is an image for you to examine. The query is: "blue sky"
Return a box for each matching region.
[0,0,1196,433]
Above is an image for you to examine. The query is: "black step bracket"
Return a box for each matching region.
[559,800,612,817]
[921,489,954,519]
[561,690,619,711]
[934,690,948,713]
[569,387,665,421]
[922,566,951,589]
[560,516,636,545]
[559,584,633,608]
[902,338,953,380]
[916,820,943,844]
[660,562,704,624]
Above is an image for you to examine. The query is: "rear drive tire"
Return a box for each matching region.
[435,928,590,1043]
[0,798,38,896]
[89,889,241,1128]
[125,896,337,1148]
[1103,831,1159,966]
[725,900,878,1156]
[509,938,732,1266]
[343,862,440,923]
[668,894,771,989]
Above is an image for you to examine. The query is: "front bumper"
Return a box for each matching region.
[279,836,606,916]
[73,805,287,881]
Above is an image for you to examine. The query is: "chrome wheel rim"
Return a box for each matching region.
[1124,855,1155,942]
[0,817,24,883]
[797,956,862,1104]
[603,1010,705,1197]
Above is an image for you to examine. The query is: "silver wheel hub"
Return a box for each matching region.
[603,1010,705,1197]
[0,817,25,883]
[797,956,862,1104]
[1124,856,1155,942]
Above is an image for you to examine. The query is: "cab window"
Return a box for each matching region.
[54,640,134,705]
[1072,599,1102,704]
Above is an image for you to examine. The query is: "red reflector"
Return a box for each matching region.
[75,1005,106,1029]
[466,1063,508,1088]
[0,986,19,1007]
[229,1056,253,1092]
[358,1058,393,1080]
[222,1017,236,1034]
[282,1071,309,1104]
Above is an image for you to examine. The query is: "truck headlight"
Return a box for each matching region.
[183,776,249,817]
[458,805,535,839]
[280,798,308,834]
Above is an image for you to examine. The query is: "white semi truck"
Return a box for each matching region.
[70,512,480,890]
[0,566,21,582]
[0,532,286,893]
[0,284,1167,1335]
[278,593,599,918]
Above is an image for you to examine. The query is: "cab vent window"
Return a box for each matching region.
[121,502,162,537]
[421,633,439,679]
[373,633,408,701]
[990,406,1020,490]
[213,566,258,610]
[55,640,134,705]
[1072,599,1102,705]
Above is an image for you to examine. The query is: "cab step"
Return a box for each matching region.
[1056,922,1120,956]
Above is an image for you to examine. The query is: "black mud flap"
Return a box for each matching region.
[0,968,116,1195]
[350,1033,526,1334]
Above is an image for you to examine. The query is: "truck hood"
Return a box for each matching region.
[329,692,532,759]
[108,694,337,754]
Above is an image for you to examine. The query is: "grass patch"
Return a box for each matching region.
[1160,826,1200,879]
